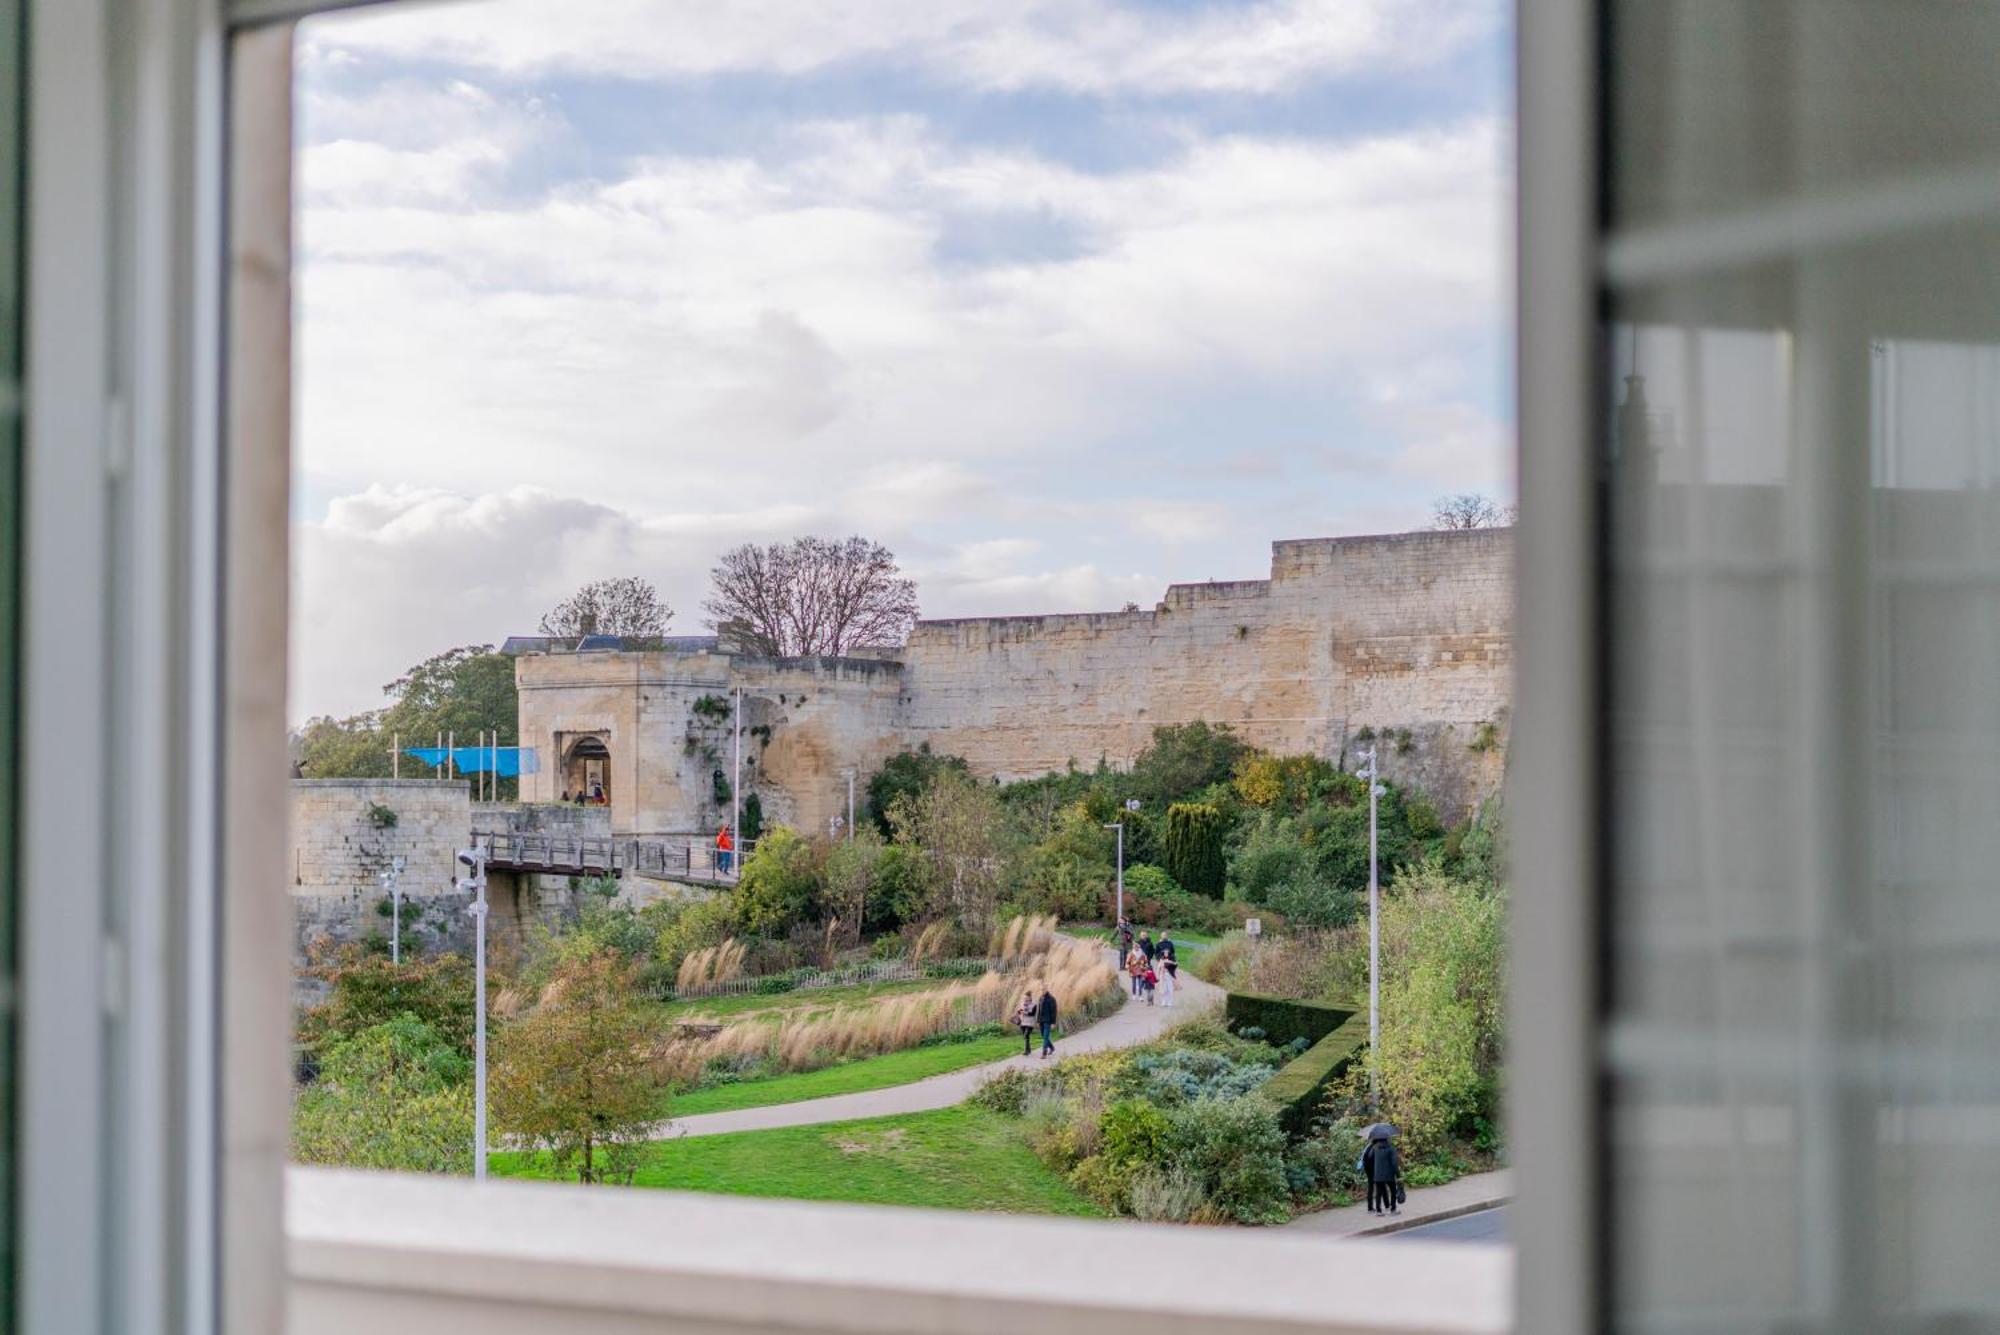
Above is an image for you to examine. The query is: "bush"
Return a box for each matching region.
[299,950,476,1058]
[1099,1098,1172,1171]
[1164,803,1227,899]
[1128,1165,1207,1222]
[1261,1016,1368,1138]
[1130,722,1249,804]
[1224,992,1355,1047]
[1164,1094,1290,1224]
[291,1016,473,1174]
[1066,1154,1130,1212]
[1121,1046,1279,1108]
[733,827,822,936]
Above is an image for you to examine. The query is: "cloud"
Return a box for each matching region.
[303,0,1501,96]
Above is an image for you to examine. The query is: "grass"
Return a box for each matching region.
[493,1104,1104,1217]
[668,1033,1023,1116]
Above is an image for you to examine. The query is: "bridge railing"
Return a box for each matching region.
[471,830,756,883]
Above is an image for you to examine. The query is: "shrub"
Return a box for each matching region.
[291,1016,473,1174]
[1066,1154,1130,1212]
[1164,802,1227,899]
[733,827,822,936]
[740,791,765,841]
[299,950,476,1058]
[1121,1046,1278,1108]
[1261,1016,1368,1138]
[1164,1094,1290,1224]
[866,745,969,835]
[1128,1165,1207,1222]
[1099,1098,1173,1171]
[1225,992,1354,1047]
[1130,722,1249,804]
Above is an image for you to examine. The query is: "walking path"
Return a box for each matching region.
[1283,1168,1512,1239]
[650,949,1224,1139]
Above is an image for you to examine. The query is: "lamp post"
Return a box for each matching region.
[1356,746,1383,1105]
[842,768,855,841]
[456,844,490,1180]
[1104,799,1141,924]
[378,855,407,965]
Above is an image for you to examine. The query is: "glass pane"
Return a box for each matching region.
[1603,3,2000,1331]
[0,0,20,1321]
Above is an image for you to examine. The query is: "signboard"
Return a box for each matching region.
[1245,918,1262,938]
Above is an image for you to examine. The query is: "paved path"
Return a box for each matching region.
[1284,1168,1512,1239]
[651,951,1224,1139]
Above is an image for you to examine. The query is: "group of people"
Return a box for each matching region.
[558,783,607,806]
[1115,919,1178,1007]
[1013,986,1062,1058]
[1361,1125,1404,1216]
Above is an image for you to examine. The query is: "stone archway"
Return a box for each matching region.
[562,733,612,806]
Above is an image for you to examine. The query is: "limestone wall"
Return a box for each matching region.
[902,530,1512,818]
[511,528,1514,831]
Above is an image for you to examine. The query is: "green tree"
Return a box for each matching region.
[1021,801,1114,920]
[820,830,883,943]
[1163,802,1227,899]
[865,745,969,834]
[299,950,476,1058]
[492,952,662,1184]
[291,1016,474,1174]
[733,826,823,936]
[297,643,521,795]
[888,768,1008,930]
[1130,722,1248,804]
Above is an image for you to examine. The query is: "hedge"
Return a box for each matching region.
[1262,1013,1369,1139]
[1225,992,1355,1048]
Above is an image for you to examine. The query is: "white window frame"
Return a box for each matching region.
[17,0,1602,1329]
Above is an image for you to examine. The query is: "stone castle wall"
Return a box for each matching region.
[511,528,1514,830]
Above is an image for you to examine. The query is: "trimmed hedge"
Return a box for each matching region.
[1225,992,1355,1048]
[1263,1014,1368,1139]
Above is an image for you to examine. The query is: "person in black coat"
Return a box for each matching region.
[1035,987,1059,1059]
[1362,1135,1401,1215]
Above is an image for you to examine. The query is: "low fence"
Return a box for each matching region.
[669,954,992,1001]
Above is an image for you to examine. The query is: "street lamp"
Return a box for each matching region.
[1355,747,1384,1105]
[456,845,490,1181]
[841,768,856,841]
[377,855,407,965]
[1104,800,1141,924]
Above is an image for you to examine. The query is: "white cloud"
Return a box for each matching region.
[303,0,1500,95]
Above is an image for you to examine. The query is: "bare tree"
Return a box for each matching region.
[704,536,919,656]
[1431,494,1513,530]
[539,577,673,642]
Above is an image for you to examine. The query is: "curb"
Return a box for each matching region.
[1344,1195,1510,1239]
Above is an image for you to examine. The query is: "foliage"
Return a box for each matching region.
[1129,721,1249,804]
[887,768,1009,930]
[1119,1045,1281,1108]
[492,952,662,1184]
[1432,493,1512,530]
[1224,992,1355,1047]
[364,801,398,829]
[705,535,919,657]
[1018,801,1114,920]
[1162,1095,1291,1224]
[1338,861,1506,1155]
[733,827,824,937]
[1098,1098,1173,1171]
[296,643,519,794]
[1163,802,1227,898]
[1110,863,1246,934]
[1262,1018,1368,1138]
[740,791,765,841]
[820,831,883,944]
[299,949,476,1058]
[291,1016,473,1174]
[864,745,969,835]
[539,576,673,642]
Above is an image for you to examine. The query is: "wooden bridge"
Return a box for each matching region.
[472,830,746,883]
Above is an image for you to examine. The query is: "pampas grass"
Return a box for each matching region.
[656,936,1122,1087]
[676,938,747,991]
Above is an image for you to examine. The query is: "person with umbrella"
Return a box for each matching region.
[1361,1123,1402,1216]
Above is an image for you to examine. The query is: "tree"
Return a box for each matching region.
[299,950,477,1059]
[294,643,520,793]
[1431,494,1512,530]
[866,745,970,834]
[492,951,661,1184]
[1130,722,1248,804]
[291,1016,474,1174]
[539,576,673,642]
[1163,802,1227,899]
[733,826,823,937]
[888,768,1007,930]
[705,535,919,656]
[821,832,884,944]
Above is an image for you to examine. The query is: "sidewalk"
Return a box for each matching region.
[649,952,1223,1139]
[1283,1168,1512,1239]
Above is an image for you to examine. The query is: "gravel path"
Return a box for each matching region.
[649,948,1224,1139]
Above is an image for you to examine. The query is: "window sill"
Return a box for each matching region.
[287,1166,1510,1335]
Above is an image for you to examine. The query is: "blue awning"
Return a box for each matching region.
[405,745,540,776]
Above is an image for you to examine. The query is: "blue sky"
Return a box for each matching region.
[291,0,1513,720]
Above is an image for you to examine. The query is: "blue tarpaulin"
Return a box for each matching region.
[405,746,540,776]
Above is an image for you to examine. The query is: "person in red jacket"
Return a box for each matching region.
[715,824,735,875]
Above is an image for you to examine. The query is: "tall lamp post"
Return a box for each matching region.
[456,844,490,1180]
[1356,746,1383,1104]
[841,768,856,841]
[378,855,407,965]
[1103,798,1141,924]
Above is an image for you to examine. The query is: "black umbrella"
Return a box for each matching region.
[1363,1122,1398,1140]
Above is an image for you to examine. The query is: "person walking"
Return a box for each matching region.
[1140,960,1158,1005]
[1363,1132,1402,1216]
[1014,990,1038,1057]
[1036,986,1059,1059]
[1125,945,1147,997]
[1155,931,1178,1007]
[1138,930,1155,963]
[1115,917,1134,960]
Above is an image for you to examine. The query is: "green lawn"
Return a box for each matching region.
[493,1104,1103,1217]
[668,1033,1024,1116]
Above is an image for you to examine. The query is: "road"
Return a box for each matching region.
[1384,1205,1509,1245]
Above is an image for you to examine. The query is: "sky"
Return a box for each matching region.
[290,0,1514,722]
